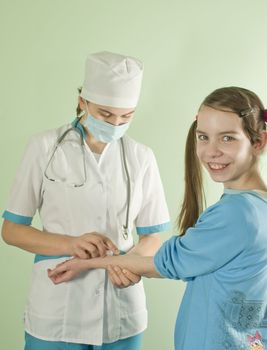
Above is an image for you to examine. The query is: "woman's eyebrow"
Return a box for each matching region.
[98,108,135,116]
[122,110,135,116]
[98,108,112,114]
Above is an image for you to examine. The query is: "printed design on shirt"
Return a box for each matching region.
[214,317,247,349]
[213,291,267,349]
[225,291,267,330]
[247,330,264,350]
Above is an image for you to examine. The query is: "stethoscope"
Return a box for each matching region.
[44,117,131,240]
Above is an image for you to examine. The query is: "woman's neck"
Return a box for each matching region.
[85,133,107,154]
[79,115,107,154]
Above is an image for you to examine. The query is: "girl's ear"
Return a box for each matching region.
[253,130,267,154]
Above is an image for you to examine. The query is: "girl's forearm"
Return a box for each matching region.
[83,254,162,278]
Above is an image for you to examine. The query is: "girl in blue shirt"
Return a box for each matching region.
[48,86,267,350]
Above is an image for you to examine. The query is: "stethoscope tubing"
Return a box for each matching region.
[120,137,131,240]
[44,119,130,239]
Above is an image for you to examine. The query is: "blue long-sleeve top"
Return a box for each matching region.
[154,190,267,350]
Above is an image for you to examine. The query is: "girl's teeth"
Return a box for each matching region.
[209,163,226,170]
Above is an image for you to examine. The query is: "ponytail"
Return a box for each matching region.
[177,121,205,235]
[178,86,265,235]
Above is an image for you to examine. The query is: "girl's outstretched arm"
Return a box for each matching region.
[48,254,162,284]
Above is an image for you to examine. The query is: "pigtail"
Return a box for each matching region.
[177,120,205,235]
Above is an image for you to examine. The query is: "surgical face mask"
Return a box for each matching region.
[83,115,131,143]
[83,103,131,143]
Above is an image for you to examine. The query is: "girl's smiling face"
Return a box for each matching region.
[196,105,260,189]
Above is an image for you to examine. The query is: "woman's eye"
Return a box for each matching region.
[101,113,111,118]
[122,114,132,119]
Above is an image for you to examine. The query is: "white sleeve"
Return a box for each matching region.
[135,148,170,234]
[2,136,44,225]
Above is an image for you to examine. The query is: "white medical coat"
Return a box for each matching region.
[3,121,170,345]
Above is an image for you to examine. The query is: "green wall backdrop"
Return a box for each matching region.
[1,1,267,349]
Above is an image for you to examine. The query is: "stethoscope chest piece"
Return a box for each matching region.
[122,225,129,240]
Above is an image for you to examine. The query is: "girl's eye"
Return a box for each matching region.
[222,135,234,142]
[197,135,208,141]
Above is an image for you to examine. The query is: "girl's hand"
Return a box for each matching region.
[107,265,141,288]
[68,232,119,259]
[47,258,88,284]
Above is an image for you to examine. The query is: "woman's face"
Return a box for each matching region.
[80,100,135,126]
[196,105,260,189]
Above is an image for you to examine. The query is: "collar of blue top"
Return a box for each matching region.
[223,188,267,202]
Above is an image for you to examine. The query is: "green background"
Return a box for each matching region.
[1,1,267,349]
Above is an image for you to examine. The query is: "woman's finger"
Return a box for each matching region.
[47,261,69,278]
[104,238,119,255]
[107,265,123,287]
[107,266,120,286]
[114,266,133,286]
[75,247,90,259]
[108,265,133,287]
[52,271,73,284]
[122,269,141,284]
[91,239,107,257]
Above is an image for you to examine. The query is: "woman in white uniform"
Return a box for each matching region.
[1,51,170,350]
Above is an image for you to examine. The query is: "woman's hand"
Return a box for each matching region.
[68,232,119,259]
[48,258,142,287]
[107,265,141,288]
[48,258,88,284]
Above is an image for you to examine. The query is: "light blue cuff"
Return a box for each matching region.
[153,238,181,280]
[34,254,71,263]
[136,221,171,235]
[153,253,166,278]
[2,210,32,225]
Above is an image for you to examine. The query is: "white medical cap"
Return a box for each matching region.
[80,51,143,108]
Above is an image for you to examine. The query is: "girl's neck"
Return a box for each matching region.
[224,176,267,192]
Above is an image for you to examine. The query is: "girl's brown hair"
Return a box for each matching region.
[178,86,266,235]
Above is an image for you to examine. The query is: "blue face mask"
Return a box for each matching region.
[83,115,131,143]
